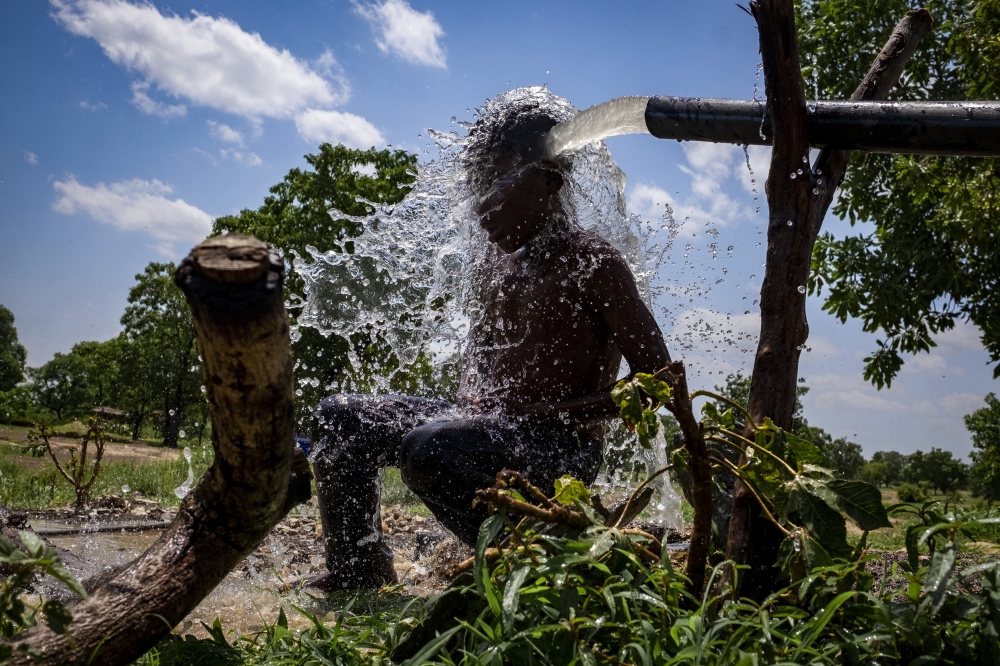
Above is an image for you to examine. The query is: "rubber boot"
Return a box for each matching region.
[313,458,397,589]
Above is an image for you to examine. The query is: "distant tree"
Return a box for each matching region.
[858,461,889,488]
[213,144,433,425]
[905,447,969,494]
[871,450,908,486]
[28,353,89,421]
[966,393,1000,504]
[71,339,122,408]
[0,305,27,391]
[821,437,866,480]
[799,0,1000,386]
[120,263,202,447]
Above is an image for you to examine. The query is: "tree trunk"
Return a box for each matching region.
[725,4,933,599]
[5,234,312,665]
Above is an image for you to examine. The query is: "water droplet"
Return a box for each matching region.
[812,188,819,195]
[200,385,206,393]
[295,388,303,396]
[790,173,797,179]
[815,168,822,175]
[797,168,803,175]
[802,156,808,163]
[122,484,130,494]
[168,409,175,416]
[545,69,550,74]
[786,220,793,227]
[797,285,806,294]
[179,430,186,438]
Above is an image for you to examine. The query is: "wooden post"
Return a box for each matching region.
[724,5,933,599]
[5,235,311,665]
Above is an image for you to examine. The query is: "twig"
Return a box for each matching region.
[474,488,591,528]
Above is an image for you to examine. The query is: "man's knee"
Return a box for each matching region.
[399,423,455,493]
[312,394,371,465]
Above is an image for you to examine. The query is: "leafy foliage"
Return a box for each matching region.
[904,447,969,494]
[119,262,203,448]
[0,306,26,393]
[967,393,1000,503]
[798,0,1000,386]
[0,531,85,661]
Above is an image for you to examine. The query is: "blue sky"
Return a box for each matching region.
[1,0,995,458]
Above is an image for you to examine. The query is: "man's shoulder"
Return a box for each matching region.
[564,228,624,260]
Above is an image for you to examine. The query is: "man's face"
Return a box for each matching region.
[475,155,560,254]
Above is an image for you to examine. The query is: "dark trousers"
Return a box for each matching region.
[311,393,603,588]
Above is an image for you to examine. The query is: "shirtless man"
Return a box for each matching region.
[310,90,670,589]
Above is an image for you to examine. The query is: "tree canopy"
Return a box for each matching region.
[0,305,27,391]
[798,0,1000,387]
[966,392,1000,502]
[119,262,202,447]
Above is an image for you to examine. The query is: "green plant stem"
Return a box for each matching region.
[711,455,790,536]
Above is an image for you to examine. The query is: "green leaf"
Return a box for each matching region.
[501,565,531,634]
[611,380,643,428]
[905,524,922,572]
[922,542,957,615]
[39,600,73,635]
[826,480,892,531]
[17,531,44,559]
[474,514,505,597]
[784,432,826,469]
[634,373,671,405]
[400,625,462,666]
[785,481,850,558]
[778,529,833,581]
[635,409,659,449]
[553,476,591,506]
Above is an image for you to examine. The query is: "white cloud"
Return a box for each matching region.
[24,151,38,165]
[207,120,243,144]
[806,373,911,413]
[79,99,108,111]
[52,175,212,254]
[51,0,348,118]
[130,80,186,118]
[935,319,984,353]
[941,392,985,417]
[220,149,262,166]
[354,0,446,68]
[295,109,386,149]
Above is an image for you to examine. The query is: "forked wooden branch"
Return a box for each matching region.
[6,235,311,665]
[726,2,933,598]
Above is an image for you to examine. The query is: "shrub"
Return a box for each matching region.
[898,482,926,503]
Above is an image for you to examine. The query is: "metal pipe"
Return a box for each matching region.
[645,96,1000,156]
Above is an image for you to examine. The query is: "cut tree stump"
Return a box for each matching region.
[4,234,311,665]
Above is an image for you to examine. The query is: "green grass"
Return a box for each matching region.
[0,443,213,510]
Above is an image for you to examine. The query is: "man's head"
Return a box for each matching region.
[465,88,575,253]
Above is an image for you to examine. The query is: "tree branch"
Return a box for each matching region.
[6,235,310,665]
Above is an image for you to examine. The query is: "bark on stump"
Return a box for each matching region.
[5,234,310,665]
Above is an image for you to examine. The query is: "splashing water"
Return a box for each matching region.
[296,86,681,529]
[544,96,650,158]
[173,446,194,500]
